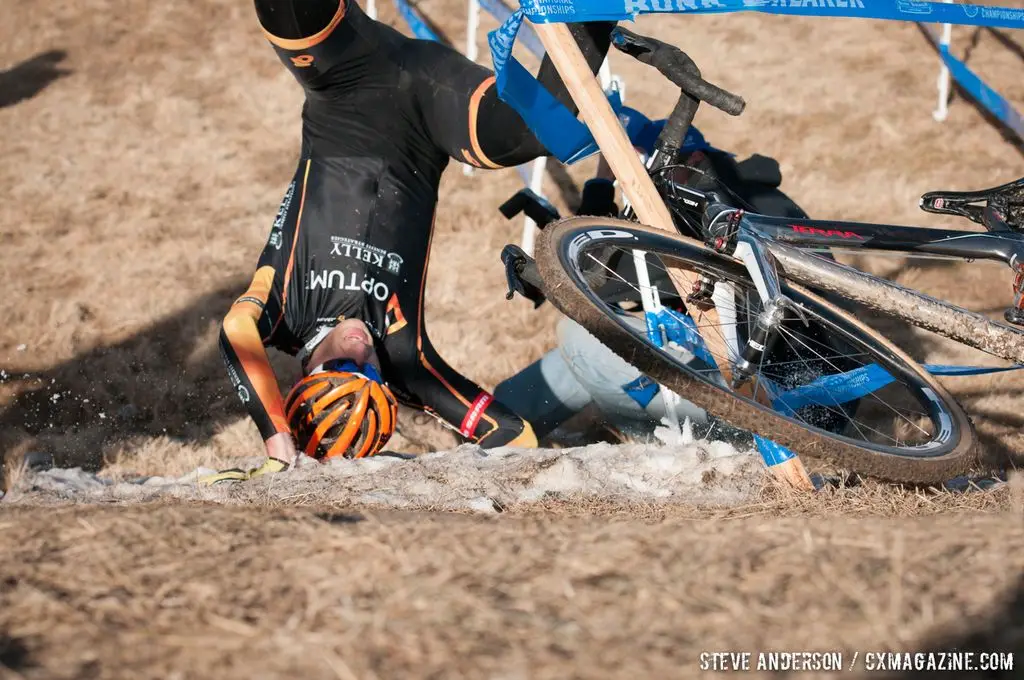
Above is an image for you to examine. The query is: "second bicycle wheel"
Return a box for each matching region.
[535,217,978,484]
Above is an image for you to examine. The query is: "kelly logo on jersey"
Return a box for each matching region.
[308,270,390,302]
[267,180,296,250]
[330,236,403,275]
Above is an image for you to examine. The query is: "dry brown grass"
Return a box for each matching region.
[3,1,1024,676]
[1,497,1022,679]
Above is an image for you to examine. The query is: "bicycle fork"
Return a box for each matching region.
[722,229,792,389]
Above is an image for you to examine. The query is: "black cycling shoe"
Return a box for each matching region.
[501,244,546,308]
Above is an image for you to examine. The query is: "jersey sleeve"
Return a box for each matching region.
[219,265,291,441]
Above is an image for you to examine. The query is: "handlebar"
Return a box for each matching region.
[610,27,745,167]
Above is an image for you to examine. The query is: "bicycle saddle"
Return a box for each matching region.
[919,176,1024,231]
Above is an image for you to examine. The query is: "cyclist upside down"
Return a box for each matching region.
[202,0,616,482]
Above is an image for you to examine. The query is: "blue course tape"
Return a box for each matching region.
[755,435,798,465]
[643,306,1024,467]
[616,104,728,157]
[394,0,443,41]
[772,362,1024,416]
[489,10,620,163]
[643,308,799,466]
[937,42,1024,141]
[488,15,715,163]
[490,1,1023,164]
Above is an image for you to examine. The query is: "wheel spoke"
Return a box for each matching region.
[569,239,949,454]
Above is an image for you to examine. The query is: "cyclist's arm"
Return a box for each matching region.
[219,266,294,451]
[413,22,615,168]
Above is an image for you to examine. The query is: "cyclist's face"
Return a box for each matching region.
[331,318,375,366]
[304,319,379,376]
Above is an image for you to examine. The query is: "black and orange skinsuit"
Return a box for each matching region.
[220,0,614,449]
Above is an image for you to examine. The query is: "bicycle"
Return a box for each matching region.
[499,26,1024,484]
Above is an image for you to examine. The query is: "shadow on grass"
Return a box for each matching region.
[873,574,1023,679]
[0,632,34,673]
[0,279,263,473]
[0,50,71,110]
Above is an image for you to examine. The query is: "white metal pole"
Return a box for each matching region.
[934,1,953,122]
[519,157,547,256]
[463,0,482,176]
[465,0,480,62]
[598,57,611,91]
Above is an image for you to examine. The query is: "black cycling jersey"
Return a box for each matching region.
[221,0,613,448]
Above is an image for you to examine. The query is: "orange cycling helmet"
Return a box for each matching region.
[284,359,398,460]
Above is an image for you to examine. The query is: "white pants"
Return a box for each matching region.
[495,316,708,439]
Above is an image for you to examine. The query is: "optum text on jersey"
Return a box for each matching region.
[308,270,391,302]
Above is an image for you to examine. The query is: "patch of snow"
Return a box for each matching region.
[6,433,766,512]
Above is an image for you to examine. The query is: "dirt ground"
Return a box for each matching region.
[1,490,1023,680]
[2,0,1024,677]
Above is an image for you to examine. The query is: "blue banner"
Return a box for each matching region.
[517,0,1024,29]
[480,0,547,57]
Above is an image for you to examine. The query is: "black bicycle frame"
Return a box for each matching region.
[741,213,1024,269]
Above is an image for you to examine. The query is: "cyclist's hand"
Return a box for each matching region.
[197,433,296,486]
[197,457,289,486]
[265,431,298,466]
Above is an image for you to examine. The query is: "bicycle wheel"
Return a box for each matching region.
[536,217,978,484]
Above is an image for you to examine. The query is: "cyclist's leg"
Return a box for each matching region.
[555,316,709,435]
[385,323,539,448]
[409,22,615,168]
[493,348,594,440]
[376,221,538,449]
